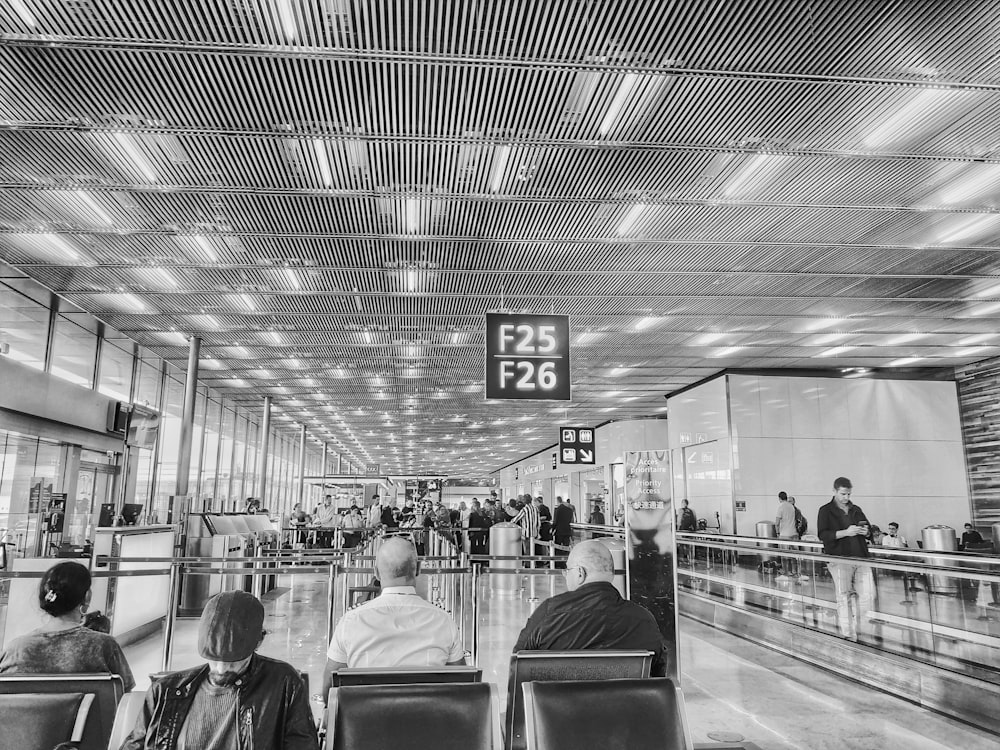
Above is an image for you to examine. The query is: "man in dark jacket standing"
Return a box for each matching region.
[121,590,317,750]
[816,476,874,642]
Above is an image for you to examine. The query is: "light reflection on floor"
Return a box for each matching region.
[123,571,999,749]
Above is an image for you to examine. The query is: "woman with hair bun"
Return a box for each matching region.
[0,561,135,690]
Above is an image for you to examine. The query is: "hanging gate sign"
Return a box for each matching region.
[485,313,571,400]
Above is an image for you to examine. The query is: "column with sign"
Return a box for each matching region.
[624,450,678,679]
[485,313,570,400]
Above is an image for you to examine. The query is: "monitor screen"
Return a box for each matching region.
[126,406,160,449]
[121,503,143,525]
[98,503,116,527]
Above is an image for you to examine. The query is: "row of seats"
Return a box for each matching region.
[0,651,763,749]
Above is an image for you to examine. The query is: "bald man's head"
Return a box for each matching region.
[375,537,418,586]
[565,540,614,590]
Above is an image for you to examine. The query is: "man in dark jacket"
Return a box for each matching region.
[816,476,874,642]
[512,540,666,676]
[120,590,317,750]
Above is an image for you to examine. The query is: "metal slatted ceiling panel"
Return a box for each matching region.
[6,3,1000,475]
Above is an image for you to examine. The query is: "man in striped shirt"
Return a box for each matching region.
[513,495,541,558]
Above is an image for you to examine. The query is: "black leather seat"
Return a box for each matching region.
[521,677,693,750]
[0,673,125,750]
[506,650,654,750]
[326,681,499,750]
[0,691,95,750]
[333,665,482,686]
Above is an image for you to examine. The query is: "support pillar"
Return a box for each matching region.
[175,336,200,500]
[297,425,307,504]
[258,396,272,508]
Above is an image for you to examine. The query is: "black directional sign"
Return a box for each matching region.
[485,313,571,400]
[559,426,596,464]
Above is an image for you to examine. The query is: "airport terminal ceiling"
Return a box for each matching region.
[2,1,1000,477]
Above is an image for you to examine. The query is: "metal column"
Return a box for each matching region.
[175,336,201,498]
[258,396,272,507]
[297,425,307,504]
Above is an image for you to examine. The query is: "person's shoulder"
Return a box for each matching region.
[252,653,302,679]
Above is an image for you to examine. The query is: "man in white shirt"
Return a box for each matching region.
[880,522,908,548]
[321,537,465,698]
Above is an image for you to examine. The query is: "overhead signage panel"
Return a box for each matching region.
[485,313,571,400]
[559,425,596,464]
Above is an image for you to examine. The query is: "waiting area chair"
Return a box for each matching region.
[107,690,146,750]
[506,650,654,750]
[333,665,482,686]
[325,681,501,750]
[0,673,125,750]
[521,677,693,750]
[0,691,95,750]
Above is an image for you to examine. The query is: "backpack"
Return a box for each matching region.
[794,507,808,536]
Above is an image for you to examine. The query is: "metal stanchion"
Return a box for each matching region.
[161,562,182,673]
[458,552,468,644]
[251,541,264,599]
[470,563,481,666]
[548,541,557,596]
[326,564,338,646]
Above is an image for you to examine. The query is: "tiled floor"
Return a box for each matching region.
[123,570,1000,749]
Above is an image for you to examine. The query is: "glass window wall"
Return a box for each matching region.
[98,339,134,401]
[0,284,49,370]
[49,313,98,388]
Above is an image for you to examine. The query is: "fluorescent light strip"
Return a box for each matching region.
[404,199,421,233]
[113,133,156,182]
[938,215,999,244]
[958,333,994,345]
[194,235,218,262]
[150,268,177,289]
[812,332,846,346]
[276,0,298,40]
[616,203,647,235]
[312,139,333,186]
[886,357,923,367]
[490,145,511,192]
[970,301,1000,316]
[405,269,418,292]
[698,332,726,345]
[37,233,79,262]
[599,73,639,135]
[954,347,990,357]
[239,293,256,312]
[939,164,1000,204]
[634,316,659,331]
[885,333,923,346]
[974,282,1000,298]
[117,293,145,312]
[722,154,789,197]
[804,318,843,332]
[74,191,115,226]
[864,89,955,148]
[814,346,856,358]
[284,268,301,290]
[10,0,36,26]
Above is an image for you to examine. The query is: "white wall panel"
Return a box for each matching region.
[818,378,852,438]
[759,376,792,437]
[728,374,762,439]
[728,375,969,538]
[667,376,728,448]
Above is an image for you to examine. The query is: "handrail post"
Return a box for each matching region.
[470,562,481,666]
[161,561,182,673]
[326,563,338,647]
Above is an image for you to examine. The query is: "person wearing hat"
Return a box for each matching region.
[120,590,317,749]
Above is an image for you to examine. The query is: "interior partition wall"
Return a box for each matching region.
[667,373,971,540]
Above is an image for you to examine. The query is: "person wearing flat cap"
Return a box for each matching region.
[120,590,317,750]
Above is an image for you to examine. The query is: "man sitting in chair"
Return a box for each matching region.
[322,537,465,698]
[120,591,317,750]
[512,539,666,676]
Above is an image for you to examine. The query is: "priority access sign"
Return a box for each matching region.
[559,426,595,464]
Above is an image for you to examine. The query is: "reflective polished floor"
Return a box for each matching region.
[123,572,1000,749]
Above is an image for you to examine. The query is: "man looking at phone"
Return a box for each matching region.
[816,476,875,642]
